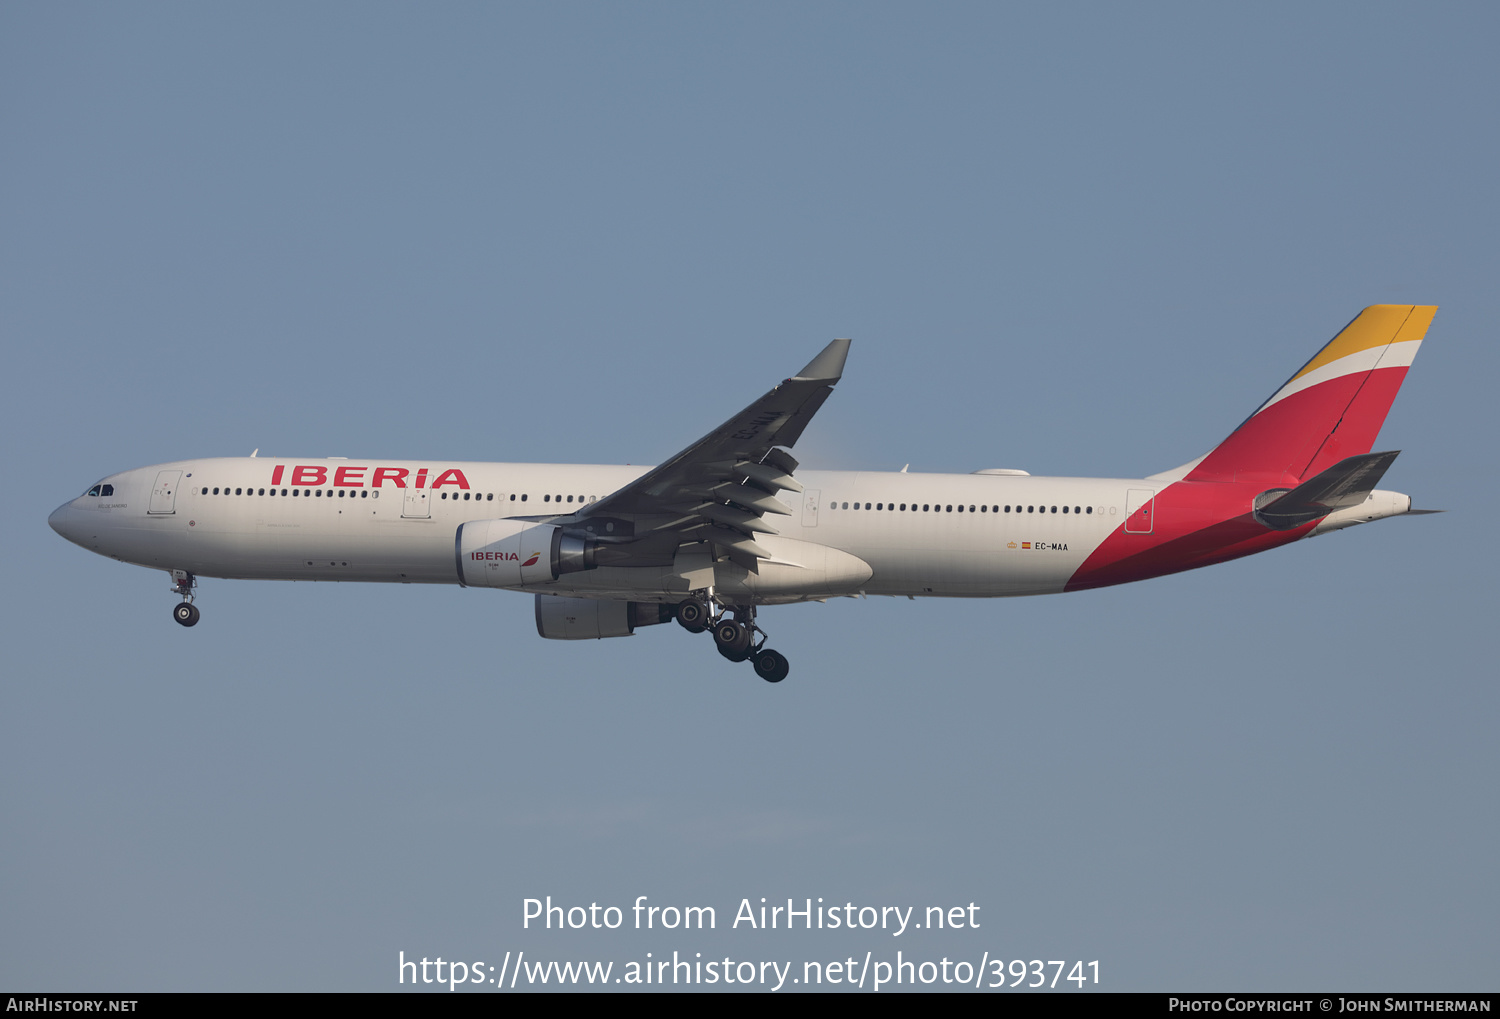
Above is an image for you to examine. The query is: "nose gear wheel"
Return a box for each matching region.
[169,570,199,627]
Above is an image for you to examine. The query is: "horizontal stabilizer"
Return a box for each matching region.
[1253,451,1400,530]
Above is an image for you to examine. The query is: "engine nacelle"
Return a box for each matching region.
[456,519,598,588]
[534,595,673,639]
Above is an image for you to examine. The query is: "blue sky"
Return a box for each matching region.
[3,2,1495,991]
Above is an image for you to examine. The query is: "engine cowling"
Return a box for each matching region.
[456,519,598,588]
[534,595,673,639]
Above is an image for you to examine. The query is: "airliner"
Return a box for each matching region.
[49,305,1436,683]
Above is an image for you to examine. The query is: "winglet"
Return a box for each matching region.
[794,338,851,382]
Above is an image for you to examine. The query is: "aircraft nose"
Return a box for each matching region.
[49,501,80,543]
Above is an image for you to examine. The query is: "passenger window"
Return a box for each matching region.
[1027,505,1034,513]
[521,494,527,502]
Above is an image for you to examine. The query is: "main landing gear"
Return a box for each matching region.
[675,599,790,683]
[169,570,199,627]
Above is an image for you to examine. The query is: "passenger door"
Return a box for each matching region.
[148,470,181,515]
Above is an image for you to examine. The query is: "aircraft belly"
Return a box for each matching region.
[855,545,1083,597]
[130,510,459,583]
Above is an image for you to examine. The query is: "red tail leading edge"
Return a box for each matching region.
[1066,305,1436,592]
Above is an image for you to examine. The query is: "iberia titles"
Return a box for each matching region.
[267,465,470,490]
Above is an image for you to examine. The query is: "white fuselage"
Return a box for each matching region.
[51,457,1144,602]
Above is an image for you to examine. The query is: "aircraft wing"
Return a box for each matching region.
[571,338,850,570]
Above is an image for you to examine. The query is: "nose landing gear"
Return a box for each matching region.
[169,570,199,627]
[676,599,790,683]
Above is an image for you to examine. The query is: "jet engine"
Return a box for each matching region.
[456,519,598,588]
[534,595,673,639]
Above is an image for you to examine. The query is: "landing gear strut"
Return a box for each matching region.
[676,598,790,683]
[170,570,199,627]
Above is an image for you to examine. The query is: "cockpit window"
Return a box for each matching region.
[86,485,100,496]
[85,484,114,497]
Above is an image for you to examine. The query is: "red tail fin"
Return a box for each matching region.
[1184,305,1435,485]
